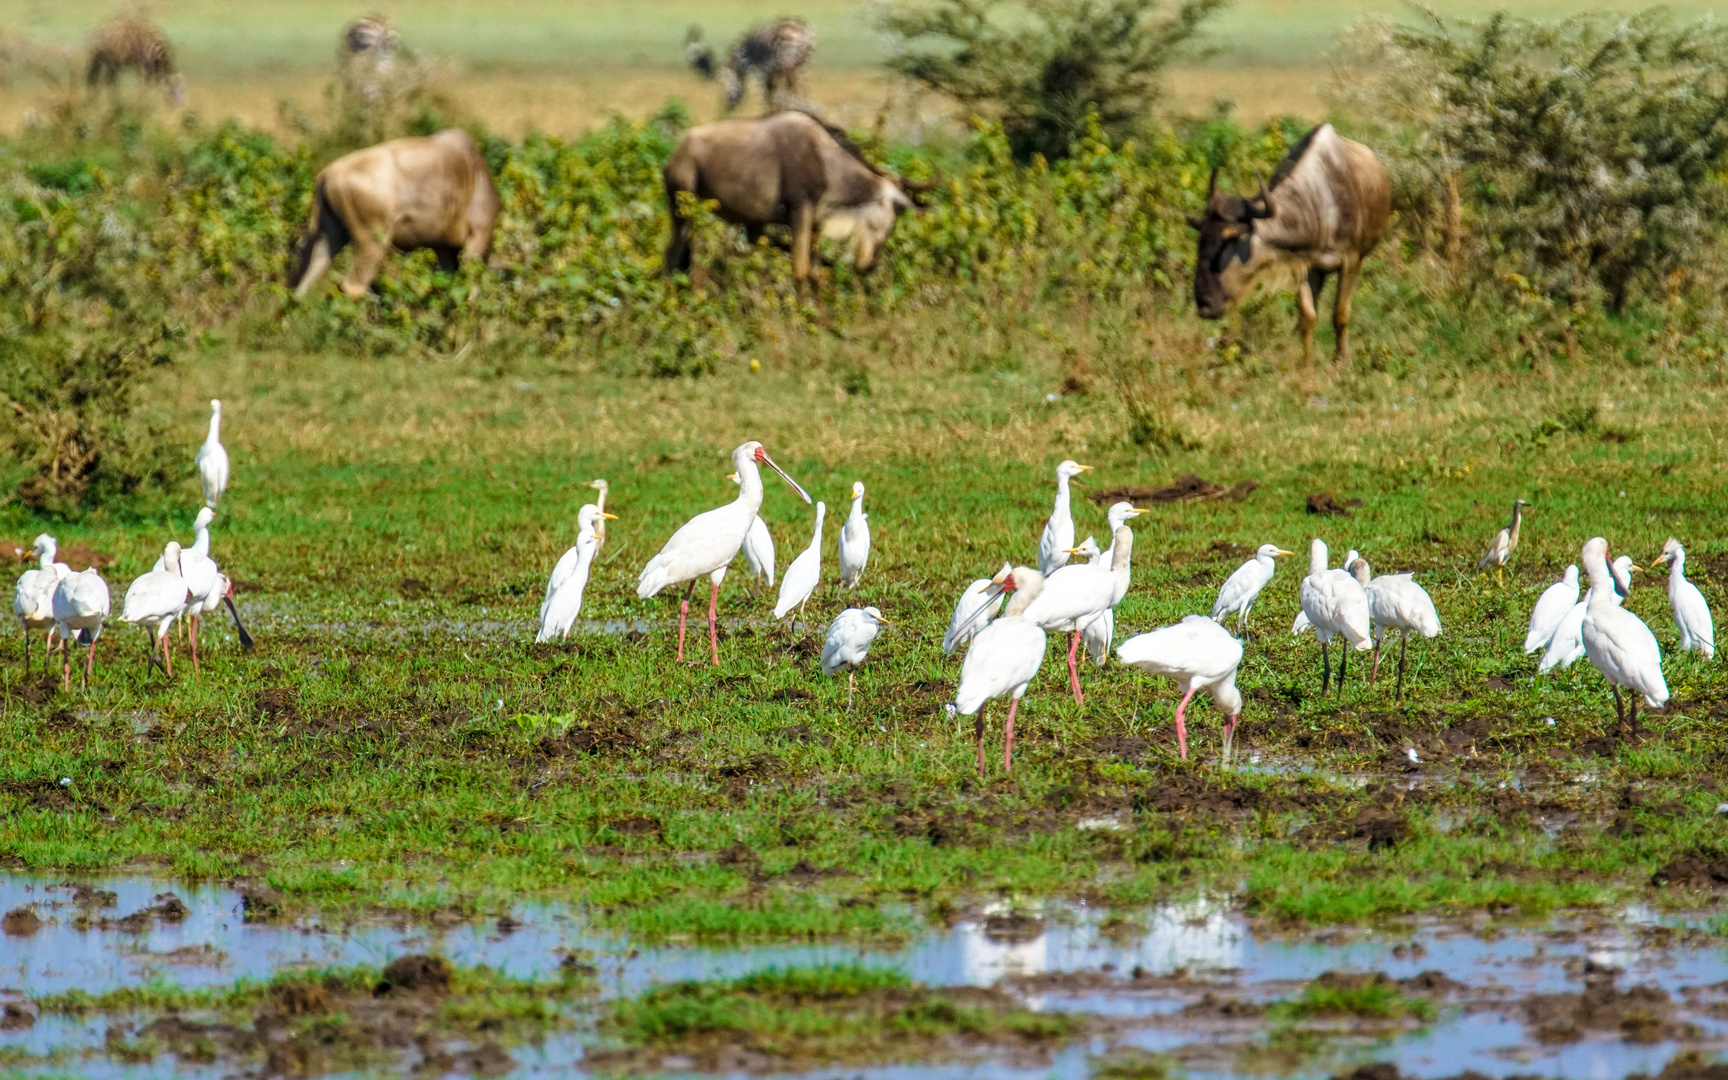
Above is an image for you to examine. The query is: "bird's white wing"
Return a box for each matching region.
[1584,606,1668,707]
[1525,578,1579,652]
[122,571,189,622]
[1291,608,1312,635]
[1116,615,1243,683]
[773,547,820,619]
[944,579,1002,653]
[1083,607,1112,665]
[1023,563,1113,631]
[1675,579,1715,658]
[1373,575,1440,638]
[638,502,747,597]
[1212,558,1268,620]
[1323,571,1374,648]
[744,516,776,587]
[954,618,1046,713]
[1539,601,1588,672]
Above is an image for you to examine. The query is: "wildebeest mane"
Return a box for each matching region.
[1267,126,1321,191]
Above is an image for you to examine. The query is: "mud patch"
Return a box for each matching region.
[1650,856,1728,891]
[1089,475,1258,505]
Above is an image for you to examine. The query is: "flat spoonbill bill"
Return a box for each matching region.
[1037,460,1092,575]
[1299,539,1372,696]
[943,562,1010,654]
[638,441,810,665]
[949,565,1047,775]
[196,399,229,509]
[773,500,826,630]
[729,474,776,591]
[538,504,618,642]
[1540,556,1636,674]
[1524,565,1580,654]
[12,534,65,674]
[1213,544,1294,639]
[51,568,109,691]
[1024,522,1135,704]
[1478,499,1529,585]
[1349,558,1441,703]
[1650,538,1714,659]
[121,542,192,678]
[821,606,888,710]
[838,481,870,588]
[1580,536,1668,728]
[1116,615,1243,763]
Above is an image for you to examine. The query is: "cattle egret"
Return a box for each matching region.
[1580,537,1668,726]
[950,566,1048,775]
[1024,523,1135,704]
[1037,460,1092,576]
[1299,538,1372,696]
[944,563,1009,654]
[1524,566,1580,654]
[1213,544,1294,638]
[1350,558,1442,703]
[821,606,888,709]
[1071,537,1112,665]
[538,504,617,643]
[1117,615,1244,762]
[1650,538,1714,660]
[590,479,610,548]
[13,535,66,674]
[774,501,826,626]
[51,568,110,691]
[639,441,811,664]
[1290,549,1355,637]
[196,399,229,509]
[201,573,253,652]
[728,473,776,591]
[121,542,192,678]
[1478,499,1529,585]
[1541,556,1636,673]
[838,481,870,588]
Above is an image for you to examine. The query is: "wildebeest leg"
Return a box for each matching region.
[341,228,391,300]
[1333,257,1363,366]
[290,181,352,297]
[434,245,460,273]
[791,202,816,298]
[663,215,693,276]
[1297,266,1325,366]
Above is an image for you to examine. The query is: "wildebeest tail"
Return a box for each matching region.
[287,178,350,289]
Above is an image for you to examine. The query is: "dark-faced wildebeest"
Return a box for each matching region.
[662,111,932,294]
[288,128,499,300]
[1190,124,1390,365]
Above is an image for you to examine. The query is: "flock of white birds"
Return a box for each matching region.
[12,427,1718,772]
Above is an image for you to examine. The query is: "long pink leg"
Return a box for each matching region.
[163,632,174,679]
[61,649,71,693]
[676,600,688,663]
[44,631,53,675]
[1174,686,1196,760]
[1369,636,1382,687]
[190,615,201,675]
[708,580,721,666]
[1004,697,1019,772]
[1067,630,1083,704]
[1221,712,1238,764]
[85,641,96,689]
[975,702,987,777]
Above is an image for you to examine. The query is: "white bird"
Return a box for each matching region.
[590,479,611,549]
[1650,538,1713,659]
[1023,522,1135,704]
[1540,556,1636,673]
[1524,565,1580,654]
[774,501,826,625]
[1299,539,1372,696]
[951,566,1048,775]
[1580,536,1668,727]
[1479,498,1529,584]
[537,504,618,643]
[1290,549,1356,637]
[1071,537,1112,665]
[838,481,870,588]
[728,472,776,591]
[1350,558,1442,702]
[1117,615,1244,763]
[167,508,222,672]
[196,399,230,509]
[944,563,1009,654]
[121,542,192,678]
[12,534,64,675]
[51,568,110,691]
[821,606,888,709]
[1037,460,1092,576]
[639,441,810,665]
[1213,543,1294,638]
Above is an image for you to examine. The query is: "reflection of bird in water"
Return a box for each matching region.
[955,908,1049,987]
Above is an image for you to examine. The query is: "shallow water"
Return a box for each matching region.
[0,875,1723,1078]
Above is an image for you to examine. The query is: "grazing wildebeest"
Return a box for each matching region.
[686,19,816,113]
[288,128,500,300]
[87,11,183,105]
[662,111,932,293]
[1189,124,1390,365]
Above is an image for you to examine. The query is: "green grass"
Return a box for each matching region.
[1268,976,1437,1023]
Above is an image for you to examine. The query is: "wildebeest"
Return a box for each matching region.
[1190,124,1390,364]
[87,11,182,106]
[662,111,930,293]
[288,128,500,300]
[686,19,816,114]
[338,13,401,104]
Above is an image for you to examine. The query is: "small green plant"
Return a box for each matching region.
[1269,975,1436,1022]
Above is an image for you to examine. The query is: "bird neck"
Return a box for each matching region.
[735,461,765,512]
[1308,544,1328,577]
[208,410,222,442]
[1052,475,1070,514]
[1669,549,1686,580]
[1508,505,1522,544]
[191,525,211,557]
[1110,527,1133,579]
[1583,552,1616,604]
[38,546,54,570]
[850,494,865,519]
[810,508,825,545]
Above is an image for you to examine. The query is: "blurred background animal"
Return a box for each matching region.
[339,14,401,105]
[686,18,816,114]
[87,9,183,105]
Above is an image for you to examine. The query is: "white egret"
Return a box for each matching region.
[1299,538,1372,696]
[1024,522,1135,704]
[728,474,776,592]
[1071,537,1112,665]
[821,606,888,709]
[1213,544,1294,638]
[773,501,826,626]
[1037,460,1092,576]
[838,481,870,588]
[1580,537,1668,727]
[537,504,618,643]
[12,535,66,675]
[51,568,110,691]
[1650,538,1714,660]
[1540,556,1636,673]
[1350,558,1441,703]
[1524,566,1580,654]
[121,542,192,678]
[1290,549,1355,637]
[950,566,1048,775]
[196,399,229,509]
[590,479,610,549]
[943,563,1009,654]
[1478,498,1529,585]
[638,441,811,665]
[1116,616,1243,763]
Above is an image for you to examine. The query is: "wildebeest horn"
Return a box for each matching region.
[898,169,943,207]
[1251,170,1275,218]
[1206,166,1219,198]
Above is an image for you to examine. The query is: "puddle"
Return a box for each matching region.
[0,876,1722,1078]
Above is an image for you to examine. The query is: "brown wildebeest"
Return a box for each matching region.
[288,128,500,300]
[1189,124,1391,365]
[662,111,932,293]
